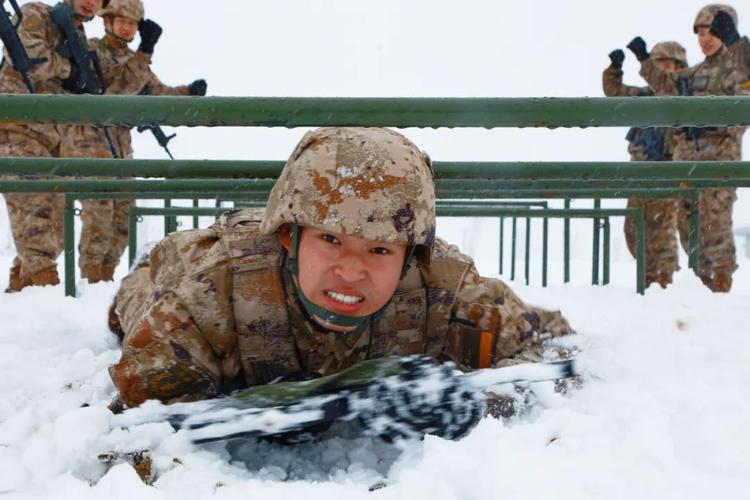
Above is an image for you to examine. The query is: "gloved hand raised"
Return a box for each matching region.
[138,19,162,54]
[627,36,650,62]
[710,10,740,46]
[187,79,207,96]
[609,49,625,69]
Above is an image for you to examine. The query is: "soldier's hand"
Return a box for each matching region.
[626,36,649,62]
[138,19,163,54]
[608,49,625,69]
[62,63,84,94]
[187,79,207,96]
[710,10,740,46]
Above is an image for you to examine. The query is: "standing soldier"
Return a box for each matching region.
[702,5,750,76]
[627,5,749,292]
[0,0,108,293]
[602,43,687,289]
[61,0,207,284]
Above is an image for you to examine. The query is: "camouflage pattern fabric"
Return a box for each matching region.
[0,131,64,279]
[602,66,680,282]
[640,46,747,281]
[110,213,573,408]
[78,198,134,271]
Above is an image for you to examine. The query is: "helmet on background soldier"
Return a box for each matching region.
[98,0,144,22]
[694,4,738,33]
[651,41,688,69]
[261,127,437,264]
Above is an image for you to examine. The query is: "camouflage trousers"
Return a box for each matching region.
[623,198,679,281]
[0,130,64,279]
[79,197,134,271]
[677,188,737,278]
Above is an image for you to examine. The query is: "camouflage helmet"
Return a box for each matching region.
[651,41,688,67]
[693,4,738,33]
[261,127,436,260]
[98,0,144,21]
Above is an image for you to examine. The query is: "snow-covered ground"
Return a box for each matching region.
[1,249,748,499]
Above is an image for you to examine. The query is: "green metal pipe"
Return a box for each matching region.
[634,207,647,294]
[592,199,601,286]
[524,217,531,286]
[511,218,517,281]
[3,95,750,128]
[542,217,549,288]
[499,217,504,275]
[688,191,701,276]
[564,199,571,283]
[603,217,611,286]
[192,199,199,229]
[128,207,138,268]
[64,194,76,297]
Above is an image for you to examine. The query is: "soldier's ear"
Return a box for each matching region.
[278,224,291,251]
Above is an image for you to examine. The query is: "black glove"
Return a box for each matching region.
[608,49,625,69]
[187,79,207,96]
[627,36,650,62]
[138,19,162,54]
[710,10,740,46]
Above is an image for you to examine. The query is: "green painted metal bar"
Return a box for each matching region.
[603,217,611,286]
[63,194,76,297]
[4,158,750,181]
[163,199,173,237]
[3,95,750,128]
[564,199,571,283]
[687,190,701,276]
[499,217,504,275]
[524,217,531,286]
[542,217,549,288]
[511,218,517,281]
[634,207,647,294]
[592,199,601,286]
[192,199,199,229]
[128,207,138,268]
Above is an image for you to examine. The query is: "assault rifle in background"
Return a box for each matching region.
[0,0,47,92]
[137,85,176,159]
[113,356,580,445]
[677,75,718,151]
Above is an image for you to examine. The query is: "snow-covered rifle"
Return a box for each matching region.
[113,356,579,444]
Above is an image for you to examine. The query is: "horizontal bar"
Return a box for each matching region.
[2,158,750,181]
[437,207,641,218]
[3,95,750,128]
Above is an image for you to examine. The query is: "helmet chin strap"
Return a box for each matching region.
[287,225,415,332]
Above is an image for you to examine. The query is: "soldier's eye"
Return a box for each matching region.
[371,247,391,255]
[321,234,339,245]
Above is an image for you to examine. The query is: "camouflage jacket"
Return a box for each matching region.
[59,36,190,159]
[727,36,750,78]
[639,46,749,161]
[110,209,574,408]
[601,66,674,161]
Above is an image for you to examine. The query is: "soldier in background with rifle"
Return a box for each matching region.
[0,0,109,293]
[65,0,207,284]
[628,4,750,292]
[601,42,687,289]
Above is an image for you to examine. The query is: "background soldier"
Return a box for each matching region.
[62,0,207,283]
[602,42,687,288]
[0,0,107,293]
[627,5,749,292]
[702,5,750,76]
[107,127,573,410]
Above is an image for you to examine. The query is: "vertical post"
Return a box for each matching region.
[564,199,571,283]
[687,190,701,276]
[603,217,611,286]
[635,207,646,295]
[498,217,504,275]
[193,199,199,229]
[542,216,548,288]
[128,207,138,268]
[511,217,517,281]
[592,199,601,285]
[164,198,172,237]
[64,194,76,298]
[524,217,531,286]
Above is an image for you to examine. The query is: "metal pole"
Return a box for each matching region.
[128,207,138,268]
[592,199,601,285]
[542,217,549,288]
[603,217,611,286]
[64,194,76,297]
[499,217,504,275]
[193,199,199,229]
[524,217,531,286]
[564,199,571,283]
[635,207,647,294]
[511,218,517,281]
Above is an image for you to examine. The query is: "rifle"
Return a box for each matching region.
[0,0,48,93]
[113,356,580,444]
[625,126,668,161]
[49,2,120,158]
[677,75,717,151]
[136,85,176,159]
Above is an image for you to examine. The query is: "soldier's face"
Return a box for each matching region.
[655,59,679,74]
[282,226,407,333]
[697,26,723,56]
[107,16,138,43]
[73,0,104,19]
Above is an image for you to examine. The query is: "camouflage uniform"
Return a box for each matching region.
[602,42,685,286]
[0,1,86,289]
[640,36,748,291]
[66,0,192,281]
[108,128,574,408]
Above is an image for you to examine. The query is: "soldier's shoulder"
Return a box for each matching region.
[431,237,474,264]
[20,2,52,29]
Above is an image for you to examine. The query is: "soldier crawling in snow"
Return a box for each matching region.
[602,42,687,289]
[65,0,207,284]
[107,127,575,418]
[627,3,750,292]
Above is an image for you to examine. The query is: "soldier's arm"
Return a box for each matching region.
[639,58,679,95]
[728,36,750,78]
[141,70,190,96]
[602,66,652,97]
[110,232,242,408]
[17,4,71,81]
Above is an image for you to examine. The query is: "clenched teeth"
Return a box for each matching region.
[326,291,364,305]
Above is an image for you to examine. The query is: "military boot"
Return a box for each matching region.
[100,266,115,282]
[4,263,22,293]
[22,267,60,289]
[82,265,104,284]
[703,272,733,293]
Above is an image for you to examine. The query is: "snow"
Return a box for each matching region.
[2,0,750,497]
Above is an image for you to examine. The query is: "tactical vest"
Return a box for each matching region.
[217,210,479,386]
